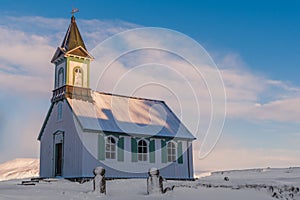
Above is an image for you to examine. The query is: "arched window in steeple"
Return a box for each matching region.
[58,68,64,88]
[73,67,83,87]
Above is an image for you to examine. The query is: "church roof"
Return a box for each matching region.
[61,16,86,51]
[51,16,93,63]
[67,91,196,140]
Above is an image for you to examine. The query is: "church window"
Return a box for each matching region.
[57,103,62,121]
[73,67,83,87]
[167,141,176,162]
[138,139,148,161]
[58,68,64,87]
[105,136,116,159]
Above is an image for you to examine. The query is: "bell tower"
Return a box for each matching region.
[51,13,93,102]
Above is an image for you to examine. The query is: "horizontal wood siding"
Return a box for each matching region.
[98,134,105,160]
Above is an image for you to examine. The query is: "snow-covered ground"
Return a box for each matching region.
[0,178,274,200]
[0,158,299,200]
[179,167,300,200]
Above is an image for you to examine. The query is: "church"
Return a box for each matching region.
[38,14,196,180]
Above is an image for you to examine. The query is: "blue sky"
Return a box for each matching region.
[0,0,299,170]
[2,0,300,84]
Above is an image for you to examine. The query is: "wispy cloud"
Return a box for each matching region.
[218,53,300,123]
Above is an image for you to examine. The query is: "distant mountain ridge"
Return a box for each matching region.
[0,158,39,181]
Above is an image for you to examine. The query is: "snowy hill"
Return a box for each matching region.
[0,158,39,181]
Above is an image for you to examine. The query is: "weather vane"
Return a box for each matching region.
[71,8,79,16]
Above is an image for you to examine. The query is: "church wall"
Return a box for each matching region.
[39,99,83,178]
[78,131,193,179]
[187,141,194,178]
[159,139,193,179]
[61,100,83,177]
[40,125,54,177]
[40,102,61,177]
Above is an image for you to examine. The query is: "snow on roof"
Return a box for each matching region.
[67,91,195,140]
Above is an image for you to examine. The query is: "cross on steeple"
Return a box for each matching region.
[71,8,79,16]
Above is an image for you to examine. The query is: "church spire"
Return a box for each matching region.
[51,14,93,63]
[60,15,87,52]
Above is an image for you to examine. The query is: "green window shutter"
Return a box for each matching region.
[117,137,124,162]
[149,140,155,163]
[131,138,137,162]
[161,140,167,163]
[98,134,105,160]
[177,141,183,164]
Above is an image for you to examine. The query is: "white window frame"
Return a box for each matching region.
[137,139,149,162]
[167,141,177,162]
[105,136,117,160]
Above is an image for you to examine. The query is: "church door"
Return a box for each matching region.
[54,131,64,177]
[55,143,63,176]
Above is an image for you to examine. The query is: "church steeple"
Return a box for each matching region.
[51,13,93,103]
[51,15,92,63]
[61,16,86,50]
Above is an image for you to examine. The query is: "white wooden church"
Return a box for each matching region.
[38,15,196,180]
